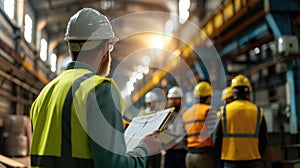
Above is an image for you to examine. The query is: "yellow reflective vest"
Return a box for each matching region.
[30,67,124,167]
[182,104,214,148]
[221,100,263,160]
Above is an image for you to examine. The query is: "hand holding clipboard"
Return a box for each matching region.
[124,108,175,152]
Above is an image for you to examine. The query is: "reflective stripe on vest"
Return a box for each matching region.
[223,106,261,138]
[221,100,263,160]
[31,73,94,167]
[183,104,214,148]
[31,68,125,167]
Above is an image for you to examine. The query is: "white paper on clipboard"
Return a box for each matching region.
[124,108,174,152]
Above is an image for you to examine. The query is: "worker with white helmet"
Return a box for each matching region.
[30,8,160,168]
[164,86,187,168]
[214,75,268,168]
[141,91,162,168]
[182,81,216,168]
[142,91,160,115]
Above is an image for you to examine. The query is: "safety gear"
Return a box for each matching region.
[30,68,124,167]
[231,75,252,92]
[221,87,233,100]
[145,91,158,103]
[193,81,212,97]
[216,106,224,117]
[64,8,118,42]
[183,104,214,148]
[221,100,263,160]
[167,86,182,98]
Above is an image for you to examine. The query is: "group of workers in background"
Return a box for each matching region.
[141,74,268,168]
[29,8,268,168]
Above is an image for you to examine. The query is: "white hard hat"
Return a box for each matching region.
[64,8,118,43]
[167,86,182,98]
[145,91,158,103]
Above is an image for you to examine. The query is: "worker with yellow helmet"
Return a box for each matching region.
[30,8,161,168]
[216,87,234,118]
[214,75,268,168]
[182,81,216,168]
[221,87,234,104]
[216,87,233,168]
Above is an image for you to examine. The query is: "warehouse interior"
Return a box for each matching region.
[0,0,299,167]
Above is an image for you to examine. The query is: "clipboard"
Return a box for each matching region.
[124,107,175,152]
[157,131,178,146]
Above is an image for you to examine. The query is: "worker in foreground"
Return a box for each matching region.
[214,75,268,168]
[182,81,216,168]
[30,8,161,168]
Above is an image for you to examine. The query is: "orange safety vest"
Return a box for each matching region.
[221,100,263,161]
[182,104,214,148]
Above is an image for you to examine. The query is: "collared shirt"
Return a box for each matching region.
[66,61,98,74]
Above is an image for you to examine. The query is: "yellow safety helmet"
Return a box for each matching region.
[231,74,252,92]
[221,87,233,100]
[193,81,213,97]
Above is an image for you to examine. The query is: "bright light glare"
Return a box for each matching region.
[165,19,174,35]
[142,66,149,74]
[179,11,190,24]
[130,75,137,83]
[121,90,127,98]
[4,0,14,19]
[179,0,190,10]
[40,38,48,61]
[174,49,181,57]
[137,65,143,72]
[50,53,57,72]
[138,65,150,75]
[142,56,150,66]
[254,47,260,54]
[24,14,32,43]
[179,0,190,24]
[136,72,143,80]
[153,37,164,49]
[127,83,134,92]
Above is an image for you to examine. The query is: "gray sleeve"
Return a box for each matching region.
[87,81,148,168]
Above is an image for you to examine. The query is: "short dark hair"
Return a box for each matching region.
[195,96,210,104]
[232,86,250,98]
[68,40,108,61]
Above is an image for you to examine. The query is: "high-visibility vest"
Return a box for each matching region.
[30,68,124,167]
[221,100,263,160]
[182,104,214,148]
